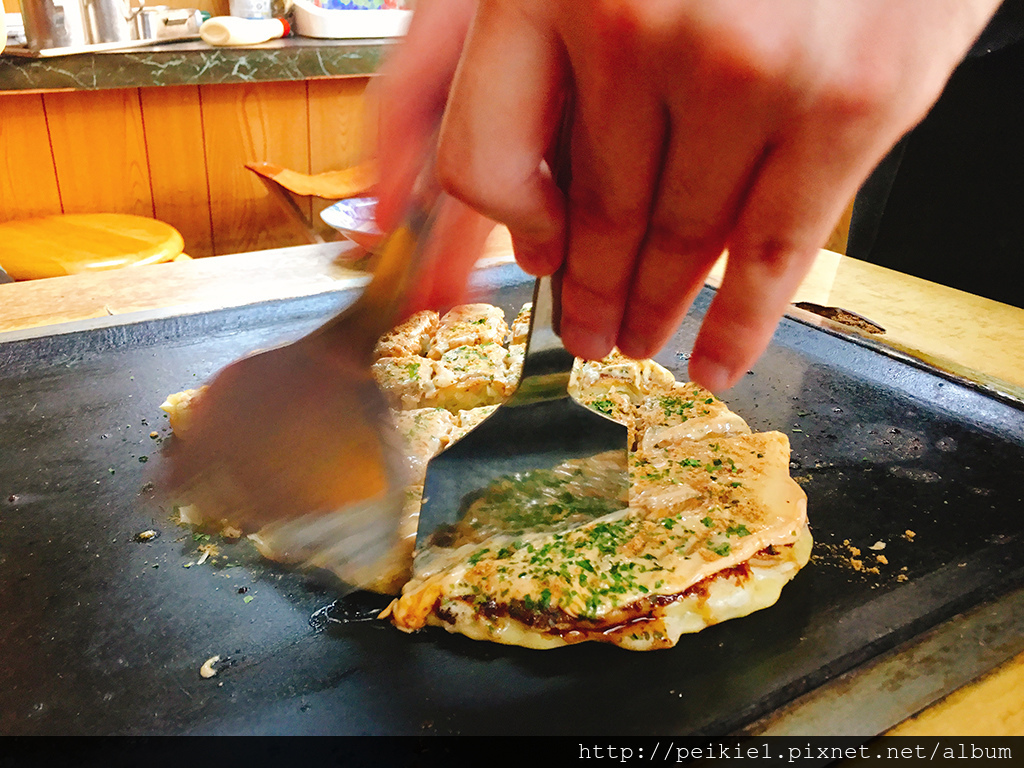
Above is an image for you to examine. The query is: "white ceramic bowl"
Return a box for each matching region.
[320,196,384,250]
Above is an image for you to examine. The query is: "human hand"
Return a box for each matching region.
[372,0,494,314]
[433,0,1000,390]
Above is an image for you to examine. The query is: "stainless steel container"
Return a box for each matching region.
[83,0,143,43]
[21,0,91,50]
[134,6,203,41]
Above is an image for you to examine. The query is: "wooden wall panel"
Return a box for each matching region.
[200,81,312,255]
[153,0,228,15]
[307,78,373,171]
[0,92,62,222]
[0,76,375,258]
[2,0,227,15]
[139,85,214,257]
[307,76,373,240]
[43,89,154,217]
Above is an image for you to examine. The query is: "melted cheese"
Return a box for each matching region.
[389,524,811,649]
[390,408,455,480]
[436,342,516,409]
[373,310,438,359]
[509,303,532,345]
[429,304,509,358]
[571,350,677,404]
[160,388,203,436]
[390,429,807,648]
[370,357,457,410]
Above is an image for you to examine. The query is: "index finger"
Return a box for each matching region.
[688,116,893,391]
[374,0,477,232]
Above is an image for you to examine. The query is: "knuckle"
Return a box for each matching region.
[569,185,649,236]
[815,69,899,123]
[435,143,479,206]
[437,143,557,239]
[730,233,805,280]
[693,24,798,92]
[644,217,723,262]
[564,268,624,311]
[620,300,668,341]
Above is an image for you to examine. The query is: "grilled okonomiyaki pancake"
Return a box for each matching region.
[634,384,752,456]
[373,309,438,359]
[163,302,810,644]
[509,303,532,345]
[385,429,809,650]
[429,303,509,358]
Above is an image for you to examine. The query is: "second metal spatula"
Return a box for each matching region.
[162,189,442,589]
[415,276,631,557]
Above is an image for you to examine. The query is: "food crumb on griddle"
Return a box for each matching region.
[176,504,201,526]
[904,529,916,541]
[199,655,220,678]
[196,543,219,565]
[812,536,905,586]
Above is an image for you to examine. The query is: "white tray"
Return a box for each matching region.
[291,2,411,39]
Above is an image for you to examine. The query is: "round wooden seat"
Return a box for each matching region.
[0,213,186,281]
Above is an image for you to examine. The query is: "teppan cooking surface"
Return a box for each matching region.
[1,264,1022,736]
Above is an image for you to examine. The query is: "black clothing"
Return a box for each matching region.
[847,0,1024,308]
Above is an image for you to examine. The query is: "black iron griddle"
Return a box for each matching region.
[1,263,1023,736]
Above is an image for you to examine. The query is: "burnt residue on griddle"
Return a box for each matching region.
[310,592,394,633]
[794,302,886,334]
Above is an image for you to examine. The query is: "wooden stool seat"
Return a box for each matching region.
[0,213,186,281]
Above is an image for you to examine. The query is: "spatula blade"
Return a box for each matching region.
[415,277,630,556]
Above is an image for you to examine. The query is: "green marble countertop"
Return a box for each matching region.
[0,37,394,93]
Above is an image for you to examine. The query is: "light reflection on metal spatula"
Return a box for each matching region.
[161,189,442,589]
[414,275,630,562]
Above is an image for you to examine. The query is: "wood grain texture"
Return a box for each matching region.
[1,78,376,258]
[0,241,367,333]
[139,85,214,257]
[888,650,1024,736]
[825,197,855,255]
[0,92,62,223]
[828,257,1024,397]
[2,0,229,14]
[157,0,229,14]
[43,88,155,217]
[0,213,183,279]
[200,81,312,255]
[307,77,373,240]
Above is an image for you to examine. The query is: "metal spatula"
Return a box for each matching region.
[415,275,631,557]
[161,189,441,588]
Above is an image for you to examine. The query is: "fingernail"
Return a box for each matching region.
[616,336,651,361]
[511,234,562,277]
[561,323,613,362]
[688,355,734,394]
